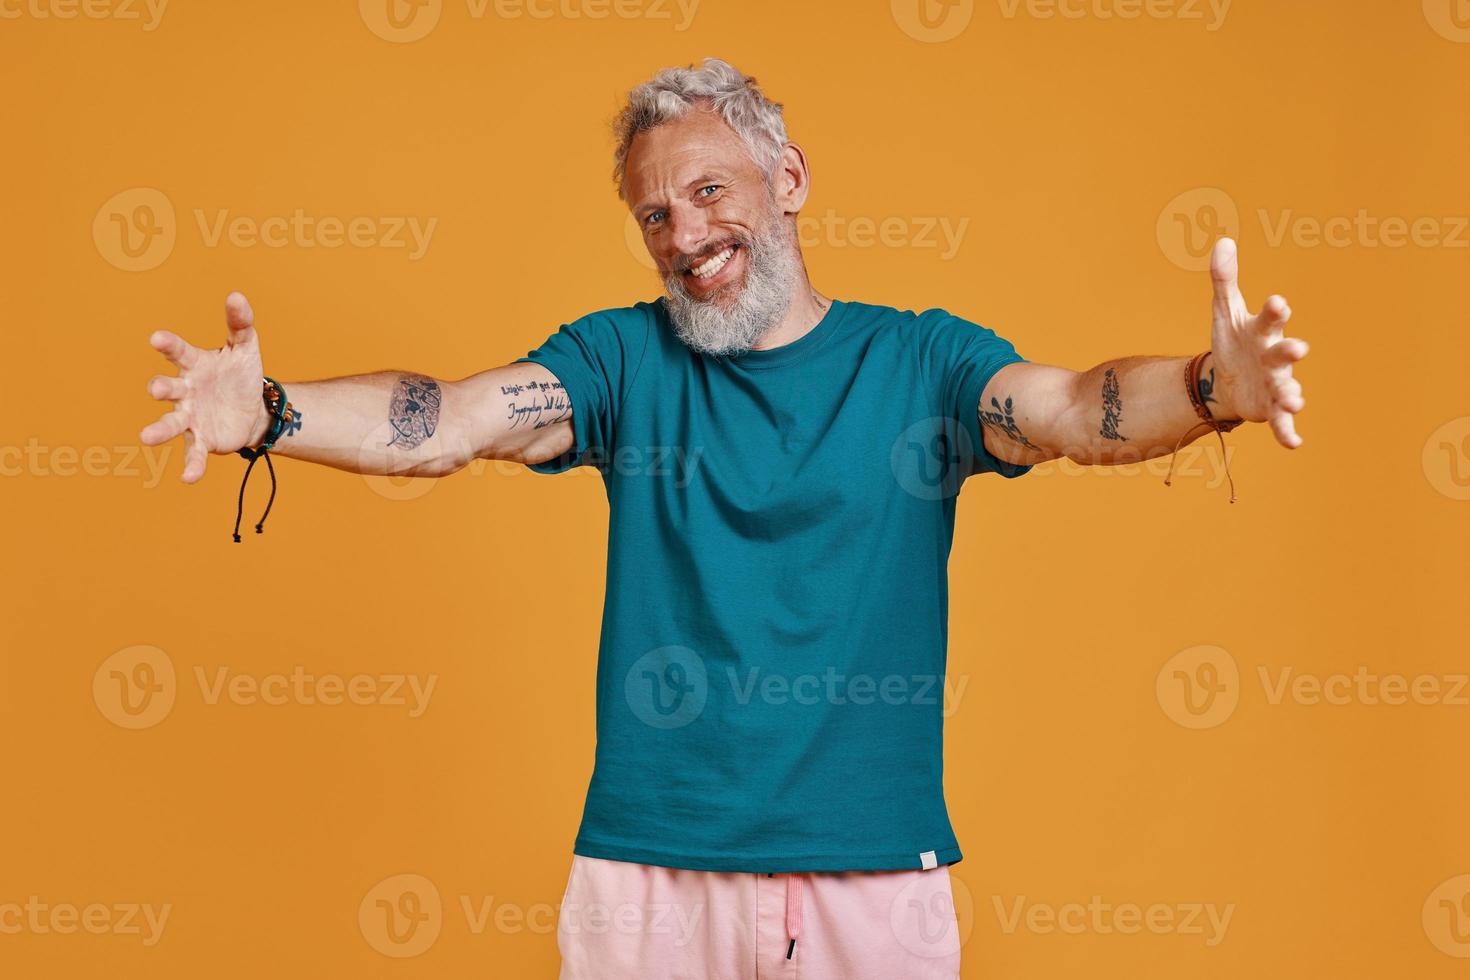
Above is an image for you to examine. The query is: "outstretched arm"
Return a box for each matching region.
[140,293,574,482]
[978,238,1310,467]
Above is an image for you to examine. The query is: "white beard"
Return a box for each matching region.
[661,218,801,358]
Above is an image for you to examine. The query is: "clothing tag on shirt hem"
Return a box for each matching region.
[920,850,938,870]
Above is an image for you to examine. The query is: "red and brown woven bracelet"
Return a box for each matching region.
[1165,351,1242,502]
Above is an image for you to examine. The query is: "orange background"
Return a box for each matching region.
[3,0,1469,976]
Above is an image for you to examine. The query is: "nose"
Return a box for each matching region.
[664,203,710,265]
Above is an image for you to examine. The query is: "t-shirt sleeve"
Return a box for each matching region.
[915,309,1033,480]
[515,305,652,474]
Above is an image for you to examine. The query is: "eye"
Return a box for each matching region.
[644,210,666,227]
[697,184,721,198]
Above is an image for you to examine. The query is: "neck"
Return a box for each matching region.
[750,258,829,352]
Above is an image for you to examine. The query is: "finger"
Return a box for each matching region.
[147,374,188,401]
[1274,377,1305,413]
[181,431,208,484]
[1209,237,1248,322]
[1252,294,1291,335]
[1269,410,1302,448]
[225,292,256,348]
[140,410,189,446]
[1262,337,1309,369]
[150,330,200,369]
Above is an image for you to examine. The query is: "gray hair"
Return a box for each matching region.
[612,58,788,201]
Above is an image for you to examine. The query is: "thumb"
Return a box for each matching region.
[1209,238,1245,321]
[225,291,257,348]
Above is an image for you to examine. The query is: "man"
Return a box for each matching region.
[140,58,1307,979]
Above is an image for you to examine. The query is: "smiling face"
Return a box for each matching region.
[624,106,807,356]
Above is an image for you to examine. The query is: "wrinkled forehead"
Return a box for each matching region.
[623,108,765,207]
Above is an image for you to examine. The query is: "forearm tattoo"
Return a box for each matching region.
[1099,368,1127,441]
[501,380,570,430]
[387,374,441,449]
[980,395,1042,451]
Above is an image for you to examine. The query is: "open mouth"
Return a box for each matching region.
[681,243,744,294]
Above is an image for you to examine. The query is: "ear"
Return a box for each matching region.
[770,142,811,216]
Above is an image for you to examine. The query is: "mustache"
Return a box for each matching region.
[669,235,751,275]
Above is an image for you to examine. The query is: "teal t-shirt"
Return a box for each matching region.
[517,298,1030,873]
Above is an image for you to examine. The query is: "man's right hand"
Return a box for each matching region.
[140,292,268,483]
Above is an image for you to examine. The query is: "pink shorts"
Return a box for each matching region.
[556,855,962,979]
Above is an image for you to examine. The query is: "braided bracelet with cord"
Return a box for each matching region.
[233,376,292,542]
[1164,351,1243,502]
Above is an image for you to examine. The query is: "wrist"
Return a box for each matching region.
[245,401,272,449]
[1202,351,1243,422]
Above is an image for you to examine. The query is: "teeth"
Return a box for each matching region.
[690,246,735,279]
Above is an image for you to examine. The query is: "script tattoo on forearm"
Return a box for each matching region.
[501,380,570,430]
[386,374,441,449]
[980,395,1042,451]
[1099,368,1127,441]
